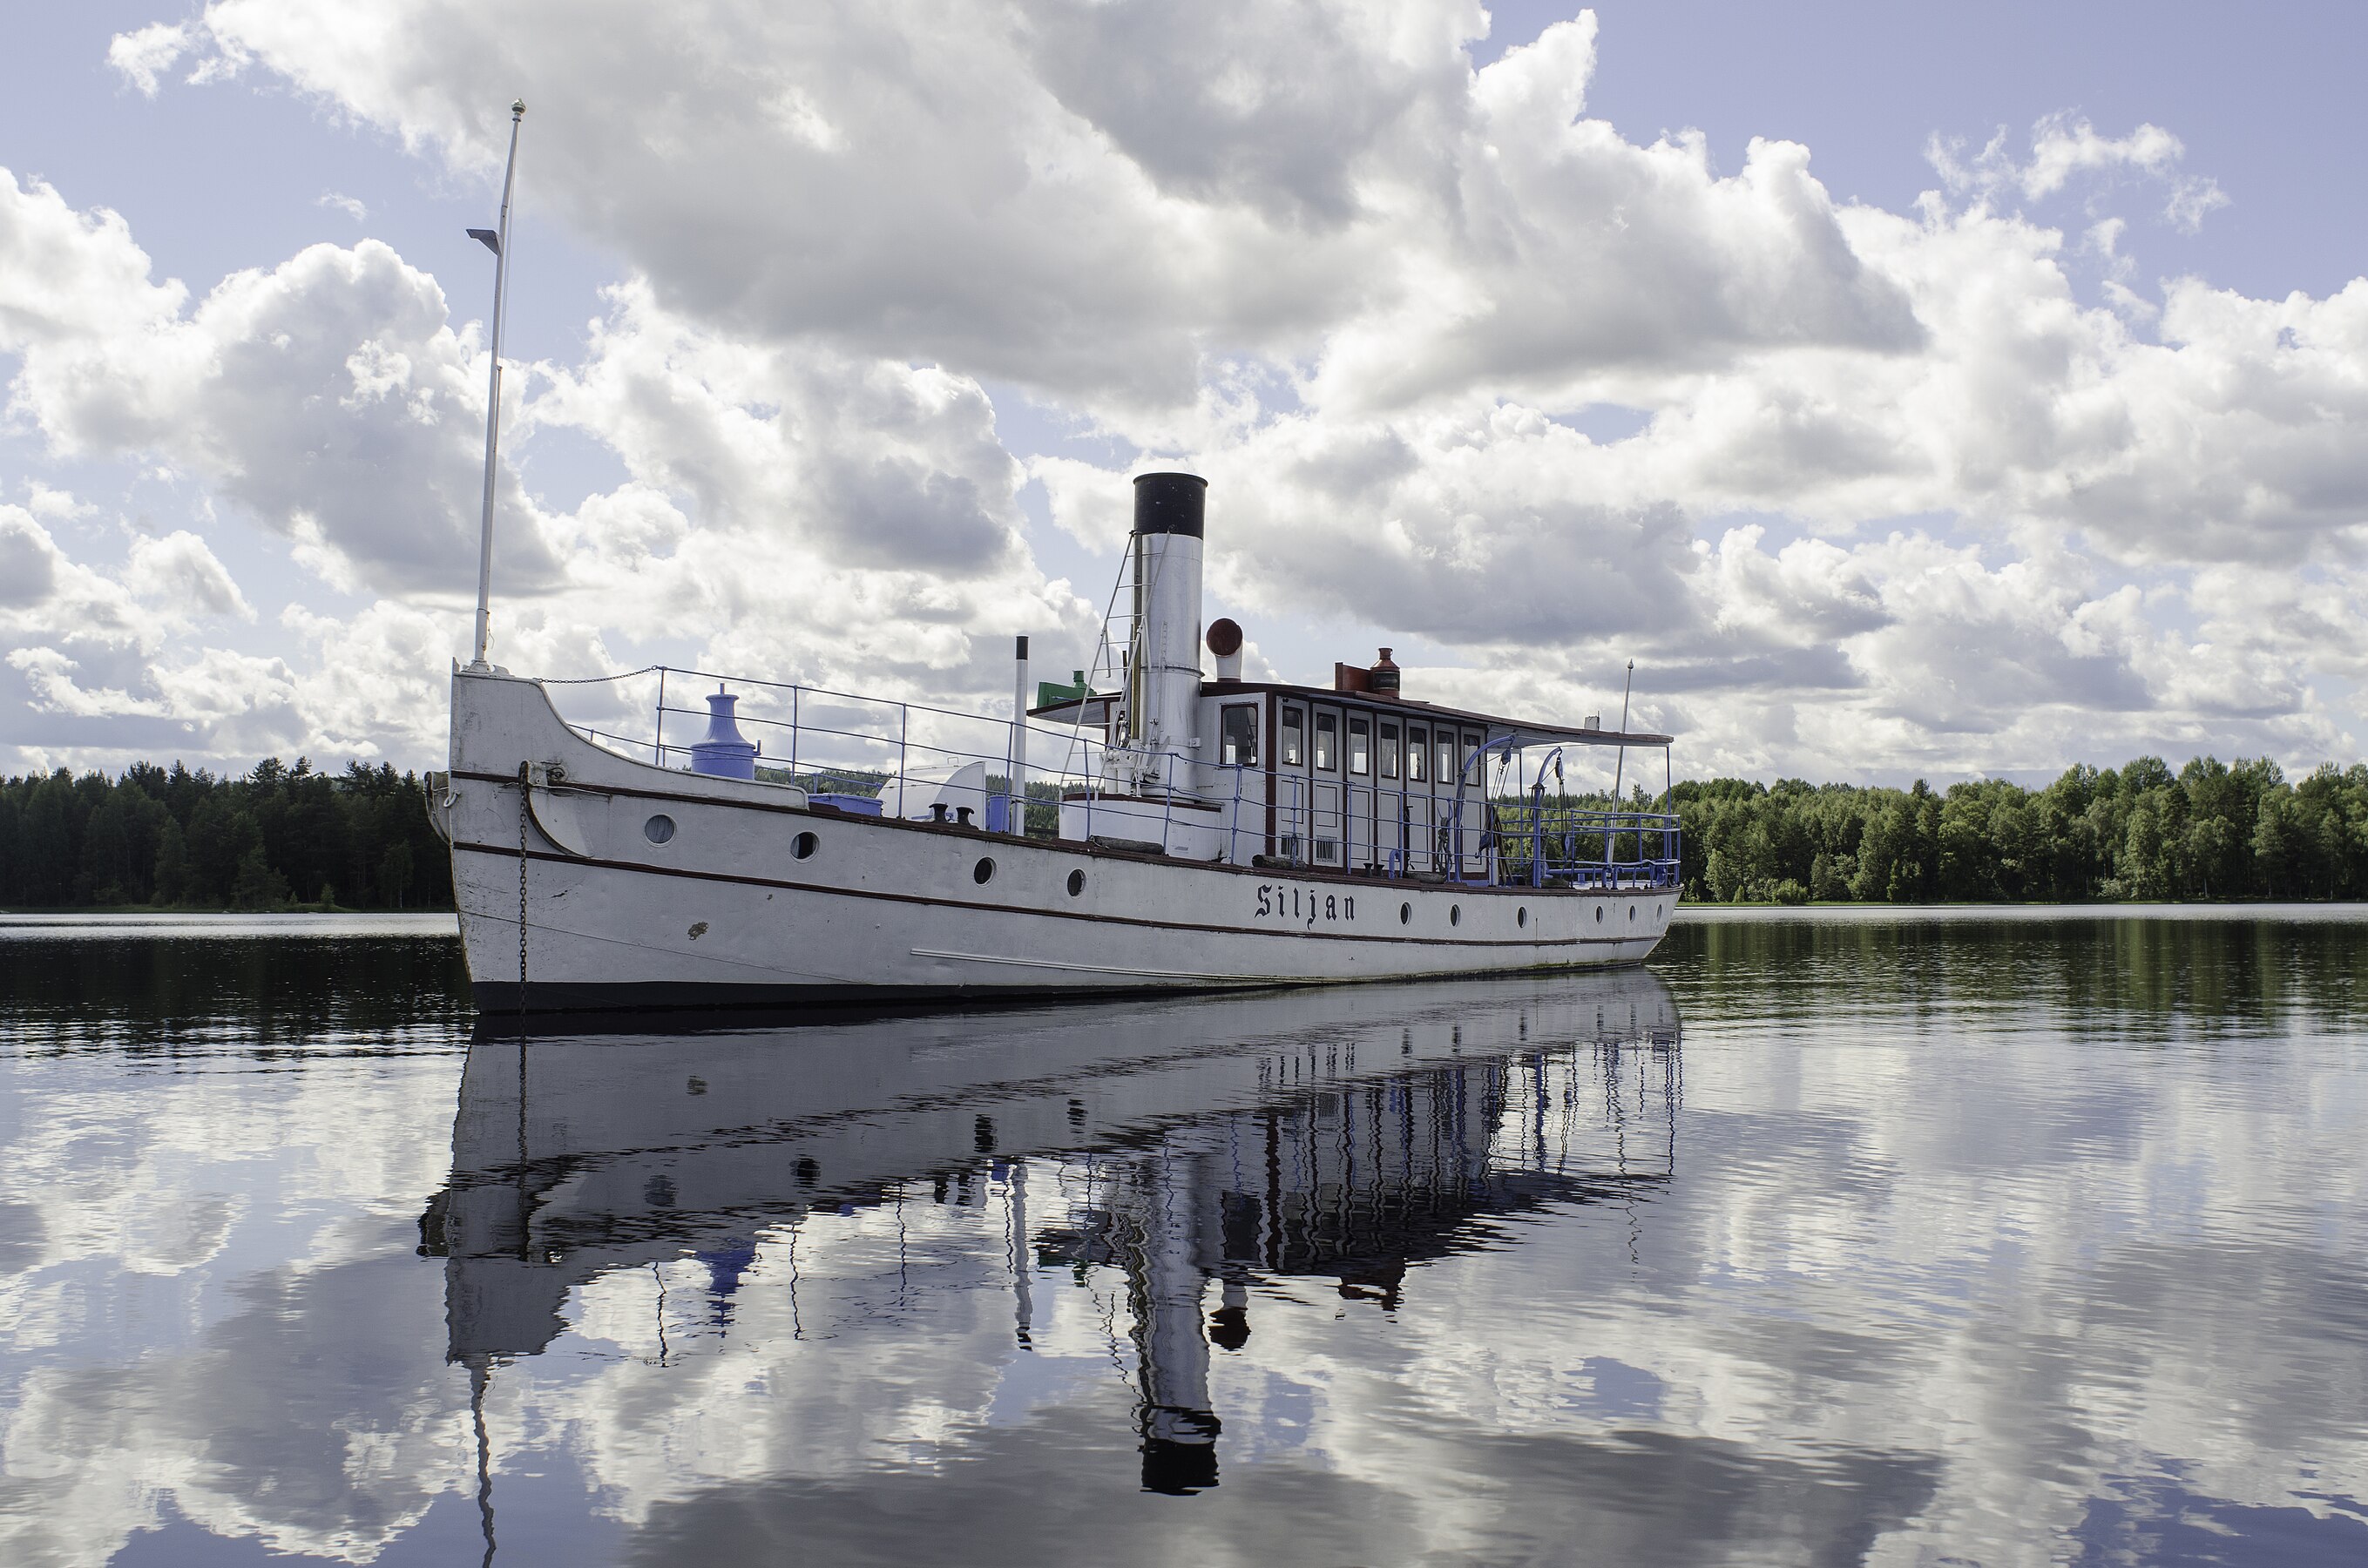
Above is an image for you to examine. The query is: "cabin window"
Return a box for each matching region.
[1282,706,1306,767]
[1221,704,1259,767]
[1464,733,1485,776]
[1437,732,1458,784]
[1314,712,1337,771]
[1348,716,1370,776]
[1407,726,1427,781]
[1379,722,1401,780]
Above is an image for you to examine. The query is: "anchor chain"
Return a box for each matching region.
[516,761,530,1013]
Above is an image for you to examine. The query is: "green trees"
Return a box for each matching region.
[1671,757,2368,903]
[7,747,2363,909]
[0,758,452,910]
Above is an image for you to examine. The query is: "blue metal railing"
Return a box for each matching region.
[1492,806,1681,889]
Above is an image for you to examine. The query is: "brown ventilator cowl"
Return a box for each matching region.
[1207,618,1244,682]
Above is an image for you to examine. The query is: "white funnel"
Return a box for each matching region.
[1120,472,1205,794]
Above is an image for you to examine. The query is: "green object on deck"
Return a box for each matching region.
[1036,670,1092,708]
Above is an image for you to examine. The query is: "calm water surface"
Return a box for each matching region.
[0,910,2364,1565]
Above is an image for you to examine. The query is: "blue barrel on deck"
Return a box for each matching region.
[688,687,758,780]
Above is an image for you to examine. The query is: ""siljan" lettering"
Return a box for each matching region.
[1254,884,1353,928]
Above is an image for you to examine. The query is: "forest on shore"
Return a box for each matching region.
[2,751,2362,911]
[1670,755,2368,904]
[0,760,452,911]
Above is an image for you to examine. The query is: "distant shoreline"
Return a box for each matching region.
[0,902,452,916]
[0,911,459,936]
[1676,901,2368,922]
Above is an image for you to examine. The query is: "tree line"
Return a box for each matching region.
[0,759,454,910]
[4,749,2362,911]
[1668,755,2368,904]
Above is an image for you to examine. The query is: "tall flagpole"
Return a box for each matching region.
[468,99,527,671]
[1612,659,1634,801]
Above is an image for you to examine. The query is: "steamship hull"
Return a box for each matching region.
[436,671,1677,1013]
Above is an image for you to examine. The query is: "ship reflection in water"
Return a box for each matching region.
[419,971,1678,1511]
[13,916,2365,1565]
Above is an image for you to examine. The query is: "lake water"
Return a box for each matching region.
[1,910,2365,1566]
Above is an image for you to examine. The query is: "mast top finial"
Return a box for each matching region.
[511,98,526,118]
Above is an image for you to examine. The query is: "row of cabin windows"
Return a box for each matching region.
[1233,704,1484,786]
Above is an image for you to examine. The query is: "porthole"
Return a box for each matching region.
[1399,902,1411,925]
[1594,906,1604,923]
[1067,868,1086,896]
[643,814,675,844]
[1517,907,1528,929]
[792,831,818,860]
[973,856,997,885]
[1628,905,1637,923]
[1450,904,1462,927]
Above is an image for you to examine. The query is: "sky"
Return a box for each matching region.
[3,1,2365,787]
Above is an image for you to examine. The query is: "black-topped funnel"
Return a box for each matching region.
[1132,472,1206,537]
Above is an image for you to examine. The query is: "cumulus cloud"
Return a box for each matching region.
[105,22,193,98]
[0,172,185,348]
[0,503,296,767]
[171,3,1922,414]
[5,3,2363,778]
[1929,112,2229,233]
[124,531,254,621]
[1316,20,1922,412]
[0,164,1091,767]
[1043,397,1705,646]
[0,509,143,659]
[186,0,1338,404]
[2,168,571,599]
[0,519,62,621]
[1021,0,1477,226]
[533,281,1028,577]
[1,220,562,598]
[21,482,91,520]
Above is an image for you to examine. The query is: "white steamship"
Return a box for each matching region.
[432,472,1681,1010]
[426,112,1680,1010]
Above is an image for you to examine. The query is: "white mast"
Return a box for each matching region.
[467,99,527,672]
[1612,658,1634,801]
